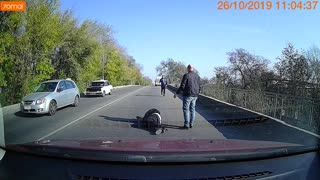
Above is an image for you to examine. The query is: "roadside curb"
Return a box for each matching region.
[1,104,20,116]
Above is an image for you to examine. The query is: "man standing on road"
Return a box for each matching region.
[159,75,167,96]
[174,65,201,129]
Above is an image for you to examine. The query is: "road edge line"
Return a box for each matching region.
[36,86,146,141]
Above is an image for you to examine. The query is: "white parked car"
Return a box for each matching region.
[155,76,161,86]
[85,80,113,97]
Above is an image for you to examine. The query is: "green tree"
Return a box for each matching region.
[156,58,187,84]
[1,0,61,105]
[104,49,126,86]
[0,0,150,106]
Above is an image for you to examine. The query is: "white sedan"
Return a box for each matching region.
[85,80,113,97]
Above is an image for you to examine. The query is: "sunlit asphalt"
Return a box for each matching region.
[3,86,319,146]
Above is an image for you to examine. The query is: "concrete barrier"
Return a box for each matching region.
[1,85,141,116]
[1,104,20,116]
[167,85,320,138]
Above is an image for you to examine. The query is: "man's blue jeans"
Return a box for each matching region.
[183,96,198,126]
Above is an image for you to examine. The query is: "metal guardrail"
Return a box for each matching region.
[208,116,268,127]
[201,84,320,134]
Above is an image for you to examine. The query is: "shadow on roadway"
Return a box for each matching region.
[14,111,44,118]
[99,115,185,135]
[80,95,104,98]
[167,87,320,146]
[135,94,162,97]
[14,105,72,118]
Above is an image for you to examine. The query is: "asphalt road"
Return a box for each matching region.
[3,86,320,146]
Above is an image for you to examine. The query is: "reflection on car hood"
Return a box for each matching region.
[23,92,52,101]
[7,139,308,163]
[23,138,301,153]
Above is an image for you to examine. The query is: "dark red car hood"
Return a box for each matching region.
[15,138,301,153]
[6,139,308,163]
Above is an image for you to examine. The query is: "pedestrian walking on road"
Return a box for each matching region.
[159,76,167,96]
[174,65,201,129]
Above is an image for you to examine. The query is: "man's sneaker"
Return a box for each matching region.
[189,124,193,128]
[182,125,189,129]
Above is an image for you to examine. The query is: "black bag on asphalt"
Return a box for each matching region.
[136,109,166,135]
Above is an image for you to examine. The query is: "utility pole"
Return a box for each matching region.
[101,41,107,80]
[102,50,105,80]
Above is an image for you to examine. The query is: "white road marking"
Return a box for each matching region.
[37,87,145,141]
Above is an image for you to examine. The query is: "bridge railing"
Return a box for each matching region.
[201,84,320,134]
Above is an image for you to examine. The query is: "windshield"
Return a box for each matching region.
[91,82,104,87]
[34,82,58,92]
[1,0,320,162]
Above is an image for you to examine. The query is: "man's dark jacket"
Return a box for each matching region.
[176,71,201,97]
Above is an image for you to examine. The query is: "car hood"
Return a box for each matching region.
[23,92,52,101]
[7,139,309,163]
[12,138,302,153]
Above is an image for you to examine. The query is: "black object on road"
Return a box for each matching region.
[136,109,168,135]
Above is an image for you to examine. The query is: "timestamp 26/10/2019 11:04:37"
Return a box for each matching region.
[217,0,319,10]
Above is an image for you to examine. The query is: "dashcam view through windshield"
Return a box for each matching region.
[0,0,320,161]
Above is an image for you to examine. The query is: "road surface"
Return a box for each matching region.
[3,86,319,146]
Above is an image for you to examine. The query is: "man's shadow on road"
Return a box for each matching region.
[99,115,185,135]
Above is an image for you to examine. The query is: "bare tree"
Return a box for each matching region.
[307,46,320,84]
[226,49,269,89]
[306,45,320,98]
[200,77,209,85]
[275,43,312,96]
[213,66,235,86]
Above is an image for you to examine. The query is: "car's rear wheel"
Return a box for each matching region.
[73,95,79,107]
[48,100,57,116]
[109,90,112,95]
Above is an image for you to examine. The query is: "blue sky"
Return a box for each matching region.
[60,0,320,79]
